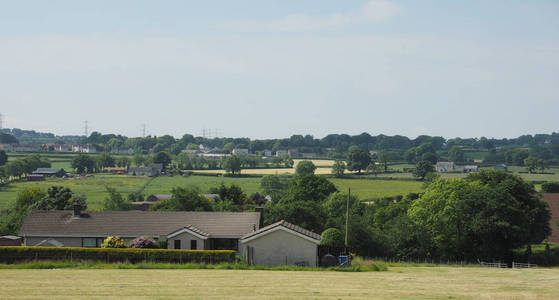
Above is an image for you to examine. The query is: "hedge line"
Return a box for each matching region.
[0,247,235,264]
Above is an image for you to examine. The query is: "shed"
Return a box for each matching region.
[0,235,23,246]
[146,194,172,202]
[241,220,320,267]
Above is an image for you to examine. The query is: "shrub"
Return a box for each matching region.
[130,236,159,249]
[320,228,344,247]
[542,182,559,193]
[102,236,126,248]
[0,246,235,264]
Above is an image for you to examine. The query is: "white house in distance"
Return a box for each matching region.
[72,144,98,153]
[232,148,249,155]
[435,162,478,173]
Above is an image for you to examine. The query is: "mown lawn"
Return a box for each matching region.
[0,267,557,299]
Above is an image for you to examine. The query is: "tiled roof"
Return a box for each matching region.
[168,225,210,238]
[543,193,559,244]
[20,211,261,238]
[241,220,321,241]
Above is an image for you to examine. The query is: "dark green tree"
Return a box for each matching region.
[153,151,172,169]
[448,146,465,162]
[331,160,346,177]
[0,150,7,166]
[71,155,96,174]
[346,146,370,174]
[413,160,435,180]
[103,186,130,211]
[296,160,316,175]
[223,155,242,175]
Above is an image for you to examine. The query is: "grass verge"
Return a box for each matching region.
[0,260,388,272]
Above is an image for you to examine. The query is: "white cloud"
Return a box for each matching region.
[219,0,401,32]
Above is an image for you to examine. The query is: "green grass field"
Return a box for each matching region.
[0,266,557,299]
[0,175,427,210]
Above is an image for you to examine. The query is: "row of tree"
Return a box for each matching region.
[0,154,51,182]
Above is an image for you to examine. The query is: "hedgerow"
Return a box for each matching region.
[0,246,235,264]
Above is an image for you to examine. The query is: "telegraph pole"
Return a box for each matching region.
[142,124,146,137]
[345,188,350,249]
[0,113,3,130]
[84,120,88,137]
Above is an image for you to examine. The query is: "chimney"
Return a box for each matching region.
[73,203,81,218]
[255,206,264,229]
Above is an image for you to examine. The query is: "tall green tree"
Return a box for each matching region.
[153,151,172,169]
[296,160,316,175]
[331,160,346,177]
[378,150,390,172]
[103,186,130,211]
[0,150,7,166]
[223,155,242,175]
[151,187,212,211]
[71,155,96,174]
[448,146,465,162]
[413,160,435,180]
[346,146,370,174]
[409,171,551,260]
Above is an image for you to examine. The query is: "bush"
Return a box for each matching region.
[542,182,559,193]
[0,246,236,264]
[101,236,126,248]
[320,228,344,247]
[130,236,159,249]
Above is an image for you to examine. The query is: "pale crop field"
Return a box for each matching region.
[0,267,558,299]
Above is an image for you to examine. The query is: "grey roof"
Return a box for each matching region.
[146,194,172,202]
[168,225,210,237]
[241,220,321,241]
[0,235,22,240]
[20,211,261,238]
[33,168,63,174]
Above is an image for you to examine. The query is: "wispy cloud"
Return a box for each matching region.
[218,0,401,32]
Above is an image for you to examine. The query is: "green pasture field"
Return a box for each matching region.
[142,175,263,196]
[0,176,149,210]
[0,175,428,210]
[0,266,557,299]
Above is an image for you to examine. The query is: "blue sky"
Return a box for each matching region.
[1,0,558,139]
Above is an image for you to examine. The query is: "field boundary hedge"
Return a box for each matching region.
[0,247,235,264]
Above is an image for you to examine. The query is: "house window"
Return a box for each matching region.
[96,238,104,247]
[190,240,197,250]
[174,240,181,249]
[82,238,96,248]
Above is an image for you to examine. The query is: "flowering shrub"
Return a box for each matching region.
[130,236,159,249]
[102,236,126,248]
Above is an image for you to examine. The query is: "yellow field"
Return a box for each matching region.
[0,267,558,299]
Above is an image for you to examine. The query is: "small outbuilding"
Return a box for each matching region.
[241,220,321,267]
[0,235,23,246]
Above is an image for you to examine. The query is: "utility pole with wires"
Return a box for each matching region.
[0,113,3,130]
[83,120,88,137]
[345,188,350,250]
[142,124,146,137]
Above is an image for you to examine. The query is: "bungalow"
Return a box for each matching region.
[18,209,321,266]
[102,167,127,174]
[275,150,288,157]
[232,148,249,155]
[0,235,22,246]
[128,164,162,176]
[19,209,261,251]
[32,168,66,177]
